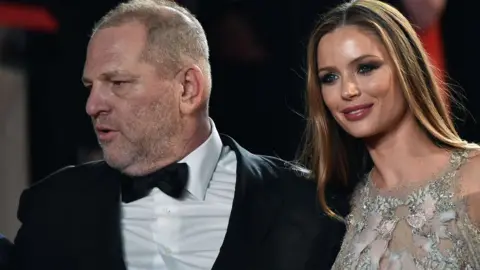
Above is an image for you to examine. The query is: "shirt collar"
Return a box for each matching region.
[179,119,223,200]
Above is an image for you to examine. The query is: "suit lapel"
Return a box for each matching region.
[212,135,284,270]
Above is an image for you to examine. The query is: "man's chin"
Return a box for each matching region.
[105,159,153,176]
[103,152,130,170]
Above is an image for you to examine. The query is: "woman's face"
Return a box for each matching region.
[316,25,408,139]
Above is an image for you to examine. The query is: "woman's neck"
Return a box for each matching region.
[365,114,449,189]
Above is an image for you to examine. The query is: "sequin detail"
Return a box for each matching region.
[332,150,480,269]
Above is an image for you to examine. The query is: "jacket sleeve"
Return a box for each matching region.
[11,166,75,269]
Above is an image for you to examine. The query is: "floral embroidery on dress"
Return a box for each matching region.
[332,150,480,270]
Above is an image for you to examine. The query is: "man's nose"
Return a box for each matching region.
[86,85,110,117]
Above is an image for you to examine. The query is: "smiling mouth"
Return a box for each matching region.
[341,104,374,121]
[345,108,367,115]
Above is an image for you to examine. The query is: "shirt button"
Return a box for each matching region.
[165,247,172,254]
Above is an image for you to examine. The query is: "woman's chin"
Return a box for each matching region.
[342,126,377,139]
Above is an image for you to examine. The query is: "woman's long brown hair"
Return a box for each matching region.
[301,0,478,219]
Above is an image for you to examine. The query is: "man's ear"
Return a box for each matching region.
[177,64,206,115]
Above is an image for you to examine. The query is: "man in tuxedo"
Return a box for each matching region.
[12,0,348,269]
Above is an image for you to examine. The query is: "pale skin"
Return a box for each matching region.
[82,18,210,176]
[316,25,454,190]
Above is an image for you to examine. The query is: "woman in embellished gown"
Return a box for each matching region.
[301,0,480,269]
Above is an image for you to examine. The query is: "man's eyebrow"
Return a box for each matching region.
[81,70,139,85]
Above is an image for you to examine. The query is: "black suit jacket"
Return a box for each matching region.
[0,234,13,270]
[12,135,348,270]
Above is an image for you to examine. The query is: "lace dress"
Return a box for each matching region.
[332,150,480,269]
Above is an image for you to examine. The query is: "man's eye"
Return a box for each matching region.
[112,81,128,87]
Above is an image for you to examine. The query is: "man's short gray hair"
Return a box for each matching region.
[93,0,211,90]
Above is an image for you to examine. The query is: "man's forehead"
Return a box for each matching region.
[83,43,136,81]
[86,26,146,65]
[89,22,146,52]
[87,43,124,64]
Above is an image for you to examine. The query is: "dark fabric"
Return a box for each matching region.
[120,162,189,203]
[0,234,13,270]
[12,134,349,270]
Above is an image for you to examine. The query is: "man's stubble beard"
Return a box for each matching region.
[102,114,182,175]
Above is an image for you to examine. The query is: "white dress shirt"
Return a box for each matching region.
[121,121,237,270]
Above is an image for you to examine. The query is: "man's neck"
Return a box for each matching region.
[121,117,212,176]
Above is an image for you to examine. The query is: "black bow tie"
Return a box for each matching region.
[120,163,189,203]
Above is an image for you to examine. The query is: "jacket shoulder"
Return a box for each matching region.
[256,154,351,216]
[248,155,319,208]
[256,155,315,186]
[27,160,107,193]
[17,161,108,222]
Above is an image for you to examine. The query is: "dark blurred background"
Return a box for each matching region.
[0,0,478,239]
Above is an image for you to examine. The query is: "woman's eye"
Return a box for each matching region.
[320,73,339,84]
[358,63,380,75]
